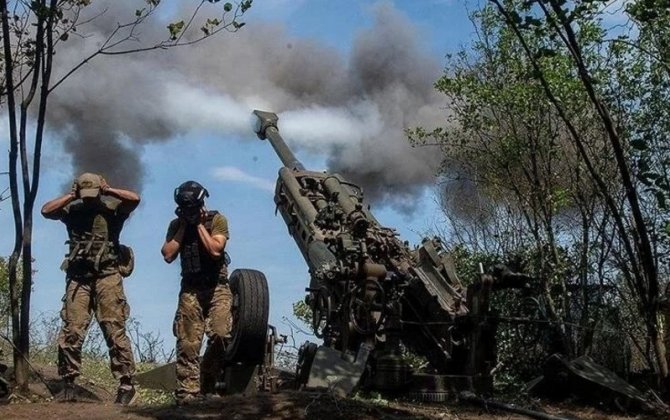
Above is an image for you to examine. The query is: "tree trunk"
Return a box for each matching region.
[0,0,29,391]
[490,0,667,382]
[650,317,669,385]
[18,213,34,390]
[7,254,26,390]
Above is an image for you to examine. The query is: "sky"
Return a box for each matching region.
[0,0,478,356]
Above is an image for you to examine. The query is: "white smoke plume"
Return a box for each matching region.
[211,166,275,193]
[47,1,446,212]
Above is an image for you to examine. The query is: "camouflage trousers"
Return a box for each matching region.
[58,273,136,381]
[173,281,233,398]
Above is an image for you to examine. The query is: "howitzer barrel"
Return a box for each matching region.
[252,108,534,396]
[279,166,317,224]
[253,110,305,171]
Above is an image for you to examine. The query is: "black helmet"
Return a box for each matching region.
[174,181,209,208]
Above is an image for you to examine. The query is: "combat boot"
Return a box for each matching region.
[58,377,77,402]
[115,385,137,405]
[115,377,138,405]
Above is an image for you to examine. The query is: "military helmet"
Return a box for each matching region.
[174,180,209,208]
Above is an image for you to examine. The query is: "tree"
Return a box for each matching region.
[0,0,253,392]
[413,0,670,390]
[484,0,670,388]
[411,4,620,363]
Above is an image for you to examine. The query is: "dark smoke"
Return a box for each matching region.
[47,1,446,211]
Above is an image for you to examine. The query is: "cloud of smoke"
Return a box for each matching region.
[47,1,446,212]
[211,166,275,193]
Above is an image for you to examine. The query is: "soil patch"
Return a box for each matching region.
[0,390,652,419]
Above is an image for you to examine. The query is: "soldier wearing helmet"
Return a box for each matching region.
[161,180,232,405]
[41,172,139,405]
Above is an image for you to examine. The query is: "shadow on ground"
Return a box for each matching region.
[127,391,438,420]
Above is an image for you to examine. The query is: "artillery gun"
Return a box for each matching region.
[253,110,529,398]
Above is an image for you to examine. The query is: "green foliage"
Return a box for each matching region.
[0,257,25,332]
[607,1,670,211]
[240,0,253,13]
[167,20,185,41]
[418,4,606,221]
[399,349,428,371]
[448,245,502,284]
[627,0,670,23]
[418,0,670,381]
[0,257,8,329]
[352,390,392,406]
[0,257,7,291]
[292,299,312,328]
[423,0,658,366]
[449,245,629,381]
[80,356,118,391]
[81,359,173,405]
[199,1,253,36]
[26,312,175,404]
[201,18,221,36]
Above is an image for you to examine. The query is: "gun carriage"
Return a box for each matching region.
[253,110,528,397]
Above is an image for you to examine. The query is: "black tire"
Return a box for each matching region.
[225,269,270,364]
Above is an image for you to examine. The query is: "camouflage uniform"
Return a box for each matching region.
[166,211,231,399]
[58,272,134,380]
[173,280,232,397]
[46,175,136,383]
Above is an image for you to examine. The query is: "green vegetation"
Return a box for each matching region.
[412,0,670,390]
[80,359,173,405]
[0,309,175,404]
[0,257,9,332]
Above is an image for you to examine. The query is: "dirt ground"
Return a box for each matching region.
[0,389,658,420]
[0,394,615,420]
[0,362,664,420]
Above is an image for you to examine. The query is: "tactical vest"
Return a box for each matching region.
[61,199,124,279]
[180,210,227,285]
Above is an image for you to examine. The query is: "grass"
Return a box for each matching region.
[22,349,174,405]
[81,358,175,405]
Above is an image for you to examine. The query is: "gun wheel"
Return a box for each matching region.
[225,269,270,365]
